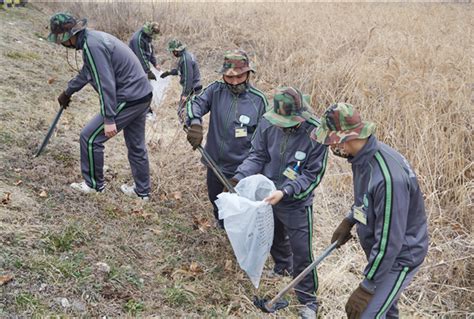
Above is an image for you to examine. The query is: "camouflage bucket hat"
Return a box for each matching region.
[264,87,312,128]
[218,50,255,76]
[47,12,87,44]
[167,38,185,52]
[312,103,376,145]
[143,21,160,36]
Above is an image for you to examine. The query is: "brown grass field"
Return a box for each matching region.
[0,2,472,318]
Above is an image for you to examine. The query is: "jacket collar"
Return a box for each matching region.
[75,29,86,50]
[348,135,379,166]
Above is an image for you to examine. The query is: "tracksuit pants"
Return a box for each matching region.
[206,167,233,221]
[271,205,318,308]
[361,264,421,319]
[79,98,151,195]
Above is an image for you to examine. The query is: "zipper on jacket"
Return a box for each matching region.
[217,95,237,163]
[277,132,291,186]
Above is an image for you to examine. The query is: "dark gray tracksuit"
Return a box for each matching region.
[65,29,152,195]
[187,81,268,220]
[128,28,157,73]
[234,118,329,307]
[175,49,201,98]
[346,135,429,318]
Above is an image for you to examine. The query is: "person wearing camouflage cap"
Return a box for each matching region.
[48,12,153,199]
[233,87,328,319]
[313,103,428,319]
[185,49,267,228]
[129,22,160,81]
[129,21,160,121]
[160,39,202,121]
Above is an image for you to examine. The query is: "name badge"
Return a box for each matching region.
[353,206,367,225]
[283,167,298,180]
[235,127,248,138]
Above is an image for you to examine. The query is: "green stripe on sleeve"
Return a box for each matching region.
[367,151,393,280]
[294,149,328,199]
[248,87,269,110]
[84,40,106,117]
[138,32,150,70]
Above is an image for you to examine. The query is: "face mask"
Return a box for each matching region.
[331,145,351,158]
[226,82,247,95]
[61,39,75,49]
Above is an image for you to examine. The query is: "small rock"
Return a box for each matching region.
[71,300,87,312]
[95,262,111,273]
[60,297,70,308]
[39,283,47,291]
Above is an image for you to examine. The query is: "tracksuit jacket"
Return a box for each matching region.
[128,28,157,73]
[347,135,429,292]
[187,81,268,175]
[176,49,201,97]
[234,118,328,217]
[65,29,152,124]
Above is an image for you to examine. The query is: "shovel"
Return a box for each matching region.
[254,241,338,313]
[34,105,65,157]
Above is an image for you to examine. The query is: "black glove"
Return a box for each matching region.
[147,70,157,80]
[58,91,71,108]
[331,218,354,248]
[345,285,374,319]
[160,71,171,78]
[186,124,203,150]
[223,178,239,193]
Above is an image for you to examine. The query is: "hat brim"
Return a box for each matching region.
[47,19,86,44]
[218,66,255,76]
[264,110,313,128]
[313,121,376,145]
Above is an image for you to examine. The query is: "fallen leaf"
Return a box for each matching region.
[2,192,11,205]
[224,259,233,271]
[39,190,48,198]
[189,261,203,274]
[171,191,182,201]
[0,274,14,286]
[192,216,211,232]
[15,180,22,186]
[48,77,55,84]
[159,193,168,201]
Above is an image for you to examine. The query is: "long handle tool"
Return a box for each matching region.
[183,126,237,194]
[254,241,338,313]
[34,105,65,157]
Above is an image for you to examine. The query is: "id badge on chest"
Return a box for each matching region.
[235,127,248,138]
[353,206,367,225]
[283,167,298,180]
[235,115,250,138]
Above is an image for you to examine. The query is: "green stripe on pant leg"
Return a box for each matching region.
[306,206,318,292]
[86,102,126,190]
[87,124,104,189]
[375,266,409,319]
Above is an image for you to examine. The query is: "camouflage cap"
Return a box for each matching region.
[218,50,255,76]
[312,103,376,145]
[143,21,160,36]
[263,87,313,128]
[167,38,186,52]
[47,12,87,44]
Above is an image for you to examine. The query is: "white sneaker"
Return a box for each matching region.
[120,184,149,201]
[70,181,103,194]
[298,305,317,319]
[146,112,156,122]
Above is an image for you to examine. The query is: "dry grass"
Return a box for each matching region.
[0,2,472,318]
